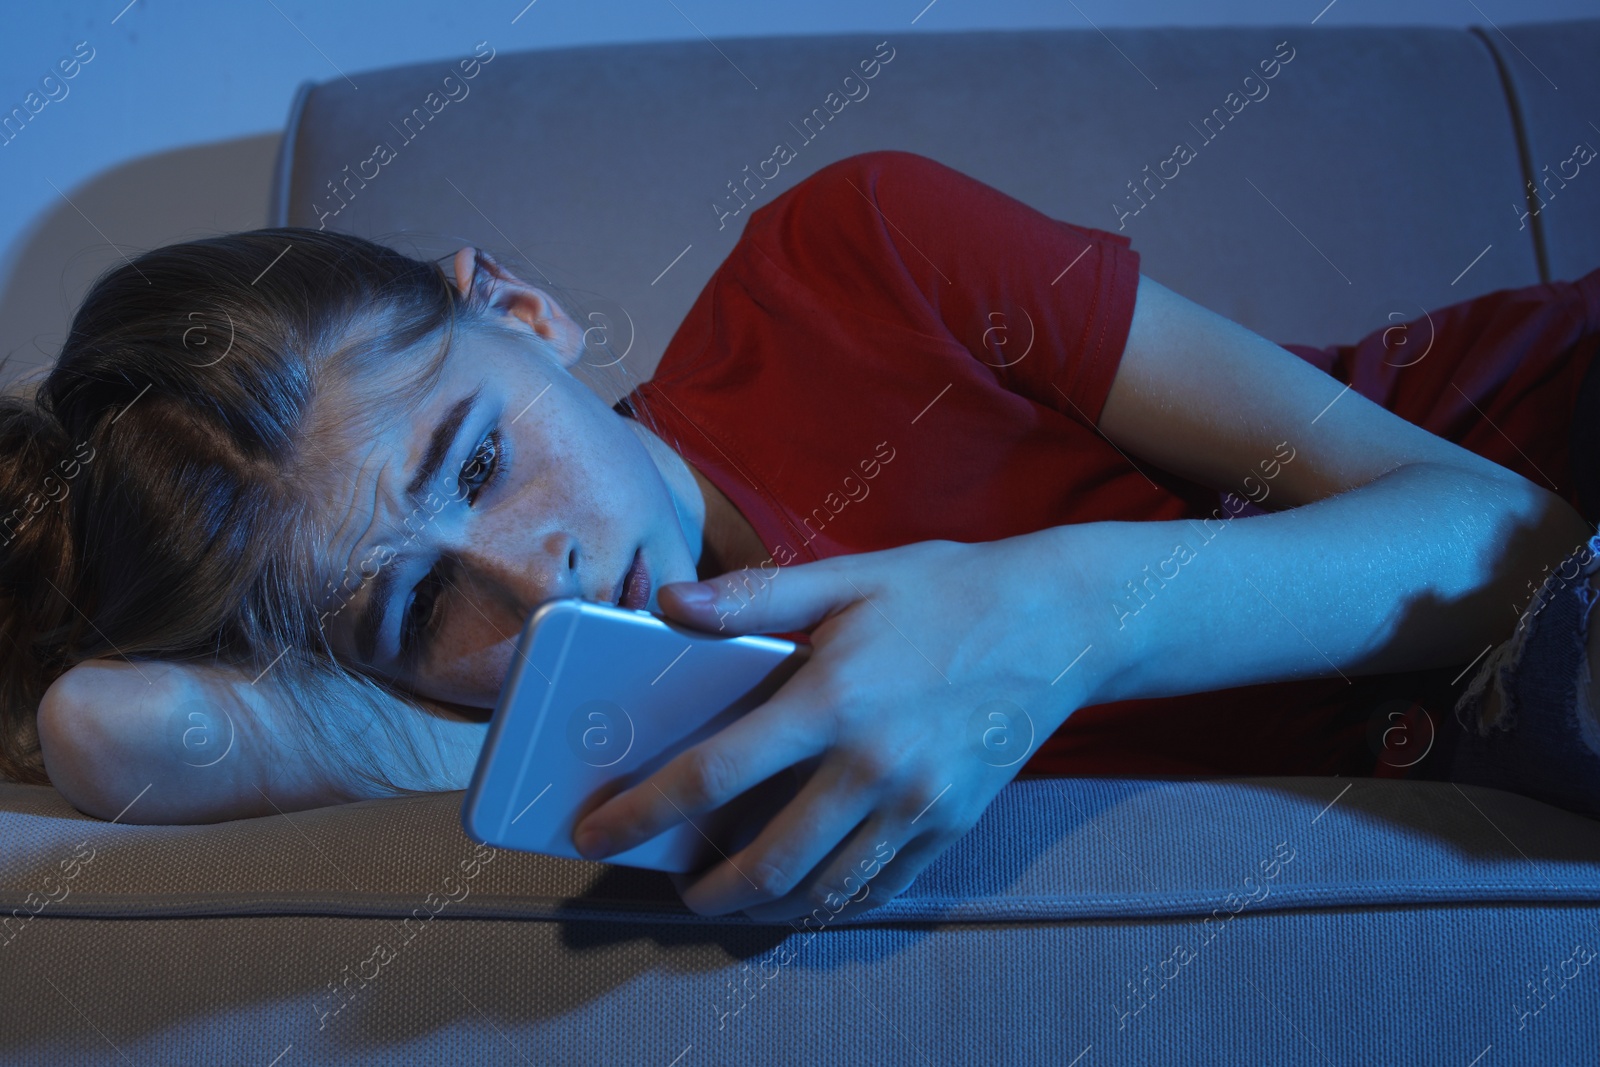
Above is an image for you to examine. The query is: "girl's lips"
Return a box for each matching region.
[620,546,650,610]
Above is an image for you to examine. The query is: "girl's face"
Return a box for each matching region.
[309,248,708,708]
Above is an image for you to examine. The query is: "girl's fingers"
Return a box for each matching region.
[659,548,874,637]
[738,817,942,925]
[572,675,832,859]
[675,754,880,916]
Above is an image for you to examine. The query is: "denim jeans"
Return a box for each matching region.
[1442,526,1600,817]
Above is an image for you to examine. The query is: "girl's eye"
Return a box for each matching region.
[398,427,507,666]
[401,572,442,663]
[458,429,503,503]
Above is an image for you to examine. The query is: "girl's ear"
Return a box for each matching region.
[448,246,583,357]
[451,245,479,300]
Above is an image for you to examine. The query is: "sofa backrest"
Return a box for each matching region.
[274,21,1600,374]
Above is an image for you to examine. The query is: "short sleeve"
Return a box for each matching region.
[736,150,1143,431]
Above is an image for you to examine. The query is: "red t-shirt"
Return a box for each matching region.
[623,149,1600,779]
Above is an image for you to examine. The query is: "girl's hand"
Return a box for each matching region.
[568,537,1093,922]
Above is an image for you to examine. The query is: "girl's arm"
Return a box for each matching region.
[1016,462,1589,711]
[570,271,1594,922]
[36,657,488,824]
[1066,272,1596,702]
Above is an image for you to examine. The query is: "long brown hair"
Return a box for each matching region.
[0,228,614,795]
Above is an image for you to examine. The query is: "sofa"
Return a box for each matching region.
[5,20,1600,1065]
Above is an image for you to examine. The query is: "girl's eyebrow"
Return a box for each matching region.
[352,551,406,664]
[406,386,482,503]
[350,384,483,663]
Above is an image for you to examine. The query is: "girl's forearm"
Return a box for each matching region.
[400,700,491,793]
[41,658,489,824]
[241,671,490,804]
[1021,461,1595,708]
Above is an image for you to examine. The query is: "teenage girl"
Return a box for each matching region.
[5,150,1598,922]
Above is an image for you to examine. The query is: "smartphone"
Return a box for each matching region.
[459,597,813,873]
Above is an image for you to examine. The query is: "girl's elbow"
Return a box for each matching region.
[37,663,137,821]
[35,660,257,824]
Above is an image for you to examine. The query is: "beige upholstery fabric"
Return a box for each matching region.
[7,777,1600,923]
[5,776,1600,1063]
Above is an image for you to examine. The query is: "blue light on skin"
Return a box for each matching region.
[307,246,772,715]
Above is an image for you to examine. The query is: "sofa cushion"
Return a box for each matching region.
[6,776,1599,1064]
[6,776,1600,926]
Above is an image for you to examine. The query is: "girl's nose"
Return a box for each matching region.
[463,530,581,618]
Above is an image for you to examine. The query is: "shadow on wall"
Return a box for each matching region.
[0,132,281,389]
